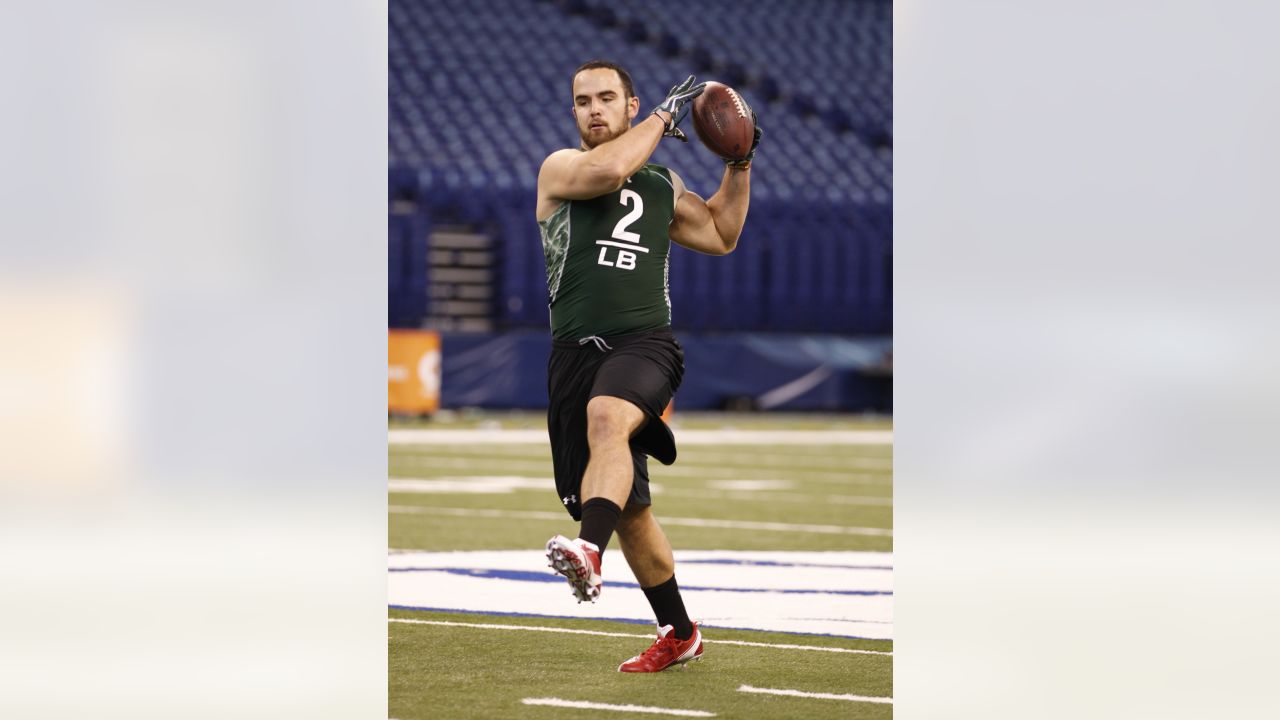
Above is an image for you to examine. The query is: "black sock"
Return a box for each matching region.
[641,575,693,640]
[577,497,622,556]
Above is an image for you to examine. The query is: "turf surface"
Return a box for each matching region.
[389,610,892,720]
[389,414,893,717]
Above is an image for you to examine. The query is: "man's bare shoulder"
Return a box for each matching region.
[537,148,578,219]
[537,149,584,192]
[540,148,583,173]
[537,149,588,221]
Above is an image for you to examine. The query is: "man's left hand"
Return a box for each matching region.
[727,110,762,168]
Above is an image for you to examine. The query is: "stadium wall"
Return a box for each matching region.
[434,331,891,413]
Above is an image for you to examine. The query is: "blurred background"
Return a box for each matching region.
[387,0,893,417]
[8,0,1277,716]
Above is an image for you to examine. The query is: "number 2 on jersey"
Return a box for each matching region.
[611,189,643,242]
[597,189,646,271]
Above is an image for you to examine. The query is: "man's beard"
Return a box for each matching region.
[580,121,623,148]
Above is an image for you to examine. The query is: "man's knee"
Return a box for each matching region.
[586,396,642,447]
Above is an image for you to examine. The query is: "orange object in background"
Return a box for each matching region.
[388,330,441,415]
[661,400,674,422]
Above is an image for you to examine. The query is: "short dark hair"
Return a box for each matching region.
[573,60,635,99]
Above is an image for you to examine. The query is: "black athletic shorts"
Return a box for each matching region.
[546,326,685,521]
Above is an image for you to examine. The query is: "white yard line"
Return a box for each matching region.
[385,479,892,505]
[737,684,893,704]
[390,457,553,472]
[389,506,564,520]
[677,451,892,470]
[390,617,650,639]
[662,517,892,537]
[390,429,891,445]
[393,444,890,460]
[709,638,890,656]
[388,505,892,537]
[658,488,893,507]
[391,458,891,483]
[521,698,715,717]
[388,618,891,655]
[388,477,549,494]
[394,446,892,470]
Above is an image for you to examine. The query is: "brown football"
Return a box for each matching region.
[691,81,755,162]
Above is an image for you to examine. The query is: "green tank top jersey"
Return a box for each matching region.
[539,163,676,340]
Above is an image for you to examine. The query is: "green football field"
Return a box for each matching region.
[389,412,893,719]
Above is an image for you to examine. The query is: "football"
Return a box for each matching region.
[691,81,755,162]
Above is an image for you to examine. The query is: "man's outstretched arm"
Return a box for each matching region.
[669,116,761,255]
[538,116,667,202]
[538,76,705,203]
[669,166,751,256]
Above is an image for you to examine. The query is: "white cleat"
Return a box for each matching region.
[545,534,603,603]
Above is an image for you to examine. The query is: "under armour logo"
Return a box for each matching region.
[562,495,577,506]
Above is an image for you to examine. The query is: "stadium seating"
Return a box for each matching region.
[389,0,892,335]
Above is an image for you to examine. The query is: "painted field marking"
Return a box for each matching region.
[393,443,890,459]
[390,456,891,483]
[388,618,892,655]
[389,505,562,521]
[684,451,892,471]
[388,476,549,494]
[390,429,892,445]
[388,505,892,537]
[389,549,893,639]
[737,684,893,704]
[387,550,894,569]
[394,446,892,471]
[389,566,892,596]
[677,557,892,571]
[708,479,794,491]
[658,487,893,507]
[712,639,888,656]
[386,478,892,506]
[522,697,714,717]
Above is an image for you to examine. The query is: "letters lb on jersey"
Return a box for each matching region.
[539,164,675,339]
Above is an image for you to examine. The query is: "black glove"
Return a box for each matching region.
[727,109,762,168]
[651,75,706,142]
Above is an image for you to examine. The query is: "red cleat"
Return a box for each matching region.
[618,623,703,673]
[545,535,602,603]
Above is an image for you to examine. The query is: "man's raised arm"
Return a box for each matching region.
[539,76,705,203]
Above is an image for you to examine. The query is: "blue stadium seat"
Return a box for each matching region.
[388,0,891,333]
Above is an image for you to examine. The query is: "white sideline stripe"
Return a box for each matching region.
[390,617,647,638]
[659,488,893,507]
[389,429,892,445]
[388,506,565,520]
[737,684,893,704]
[713,639,888,656]
[387,618,892,655]
[393,445,892,468]
[384,476,896,504]
[388,476,549,494]
[392,456,891,483]
[387,505,893,537]
[522,698,713,717]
